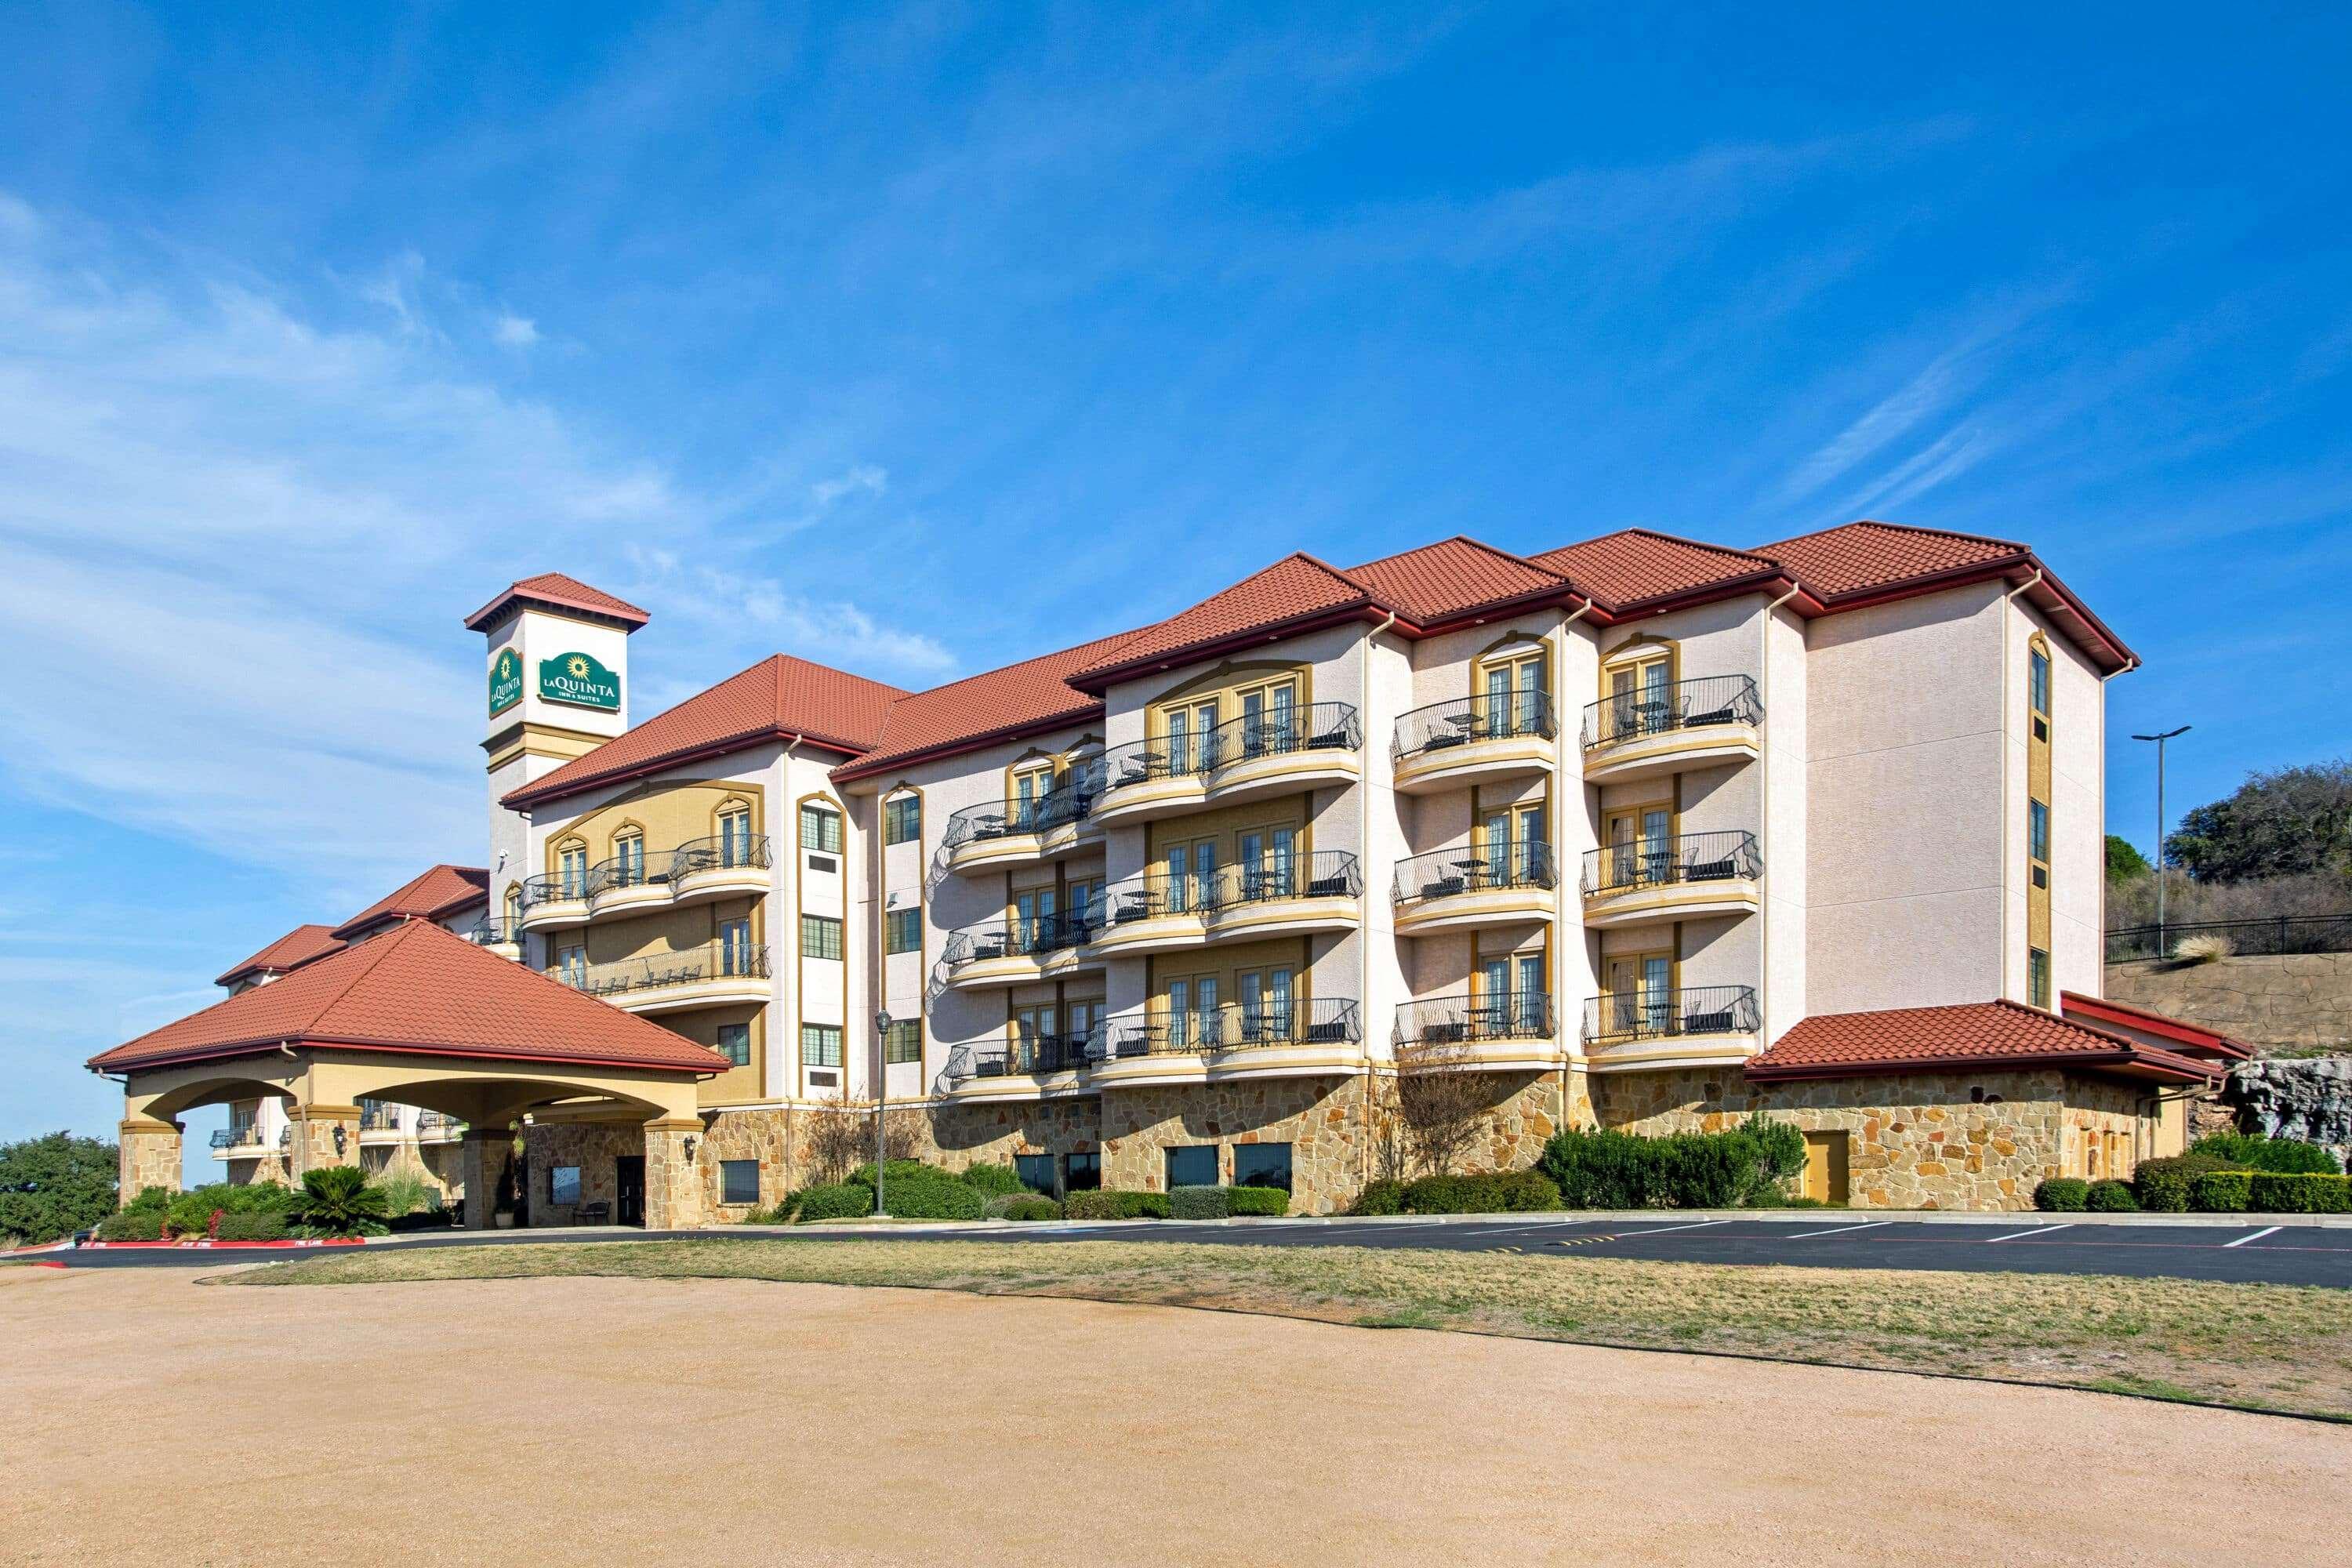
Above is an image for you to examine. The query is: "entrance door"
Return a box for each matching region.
[615,1156,646,1228]
[1801,1132,1849,1204]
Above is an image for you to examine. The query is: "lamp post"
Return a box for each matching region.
[873,1008,891,1219]
[2131,725,2190,950]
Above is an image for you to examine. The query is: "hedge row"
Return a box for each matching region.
[2040,1164,2352,1214]
[2187,1133,2341,1174]
[1351,1171,1563,1215]
[1539,1117,1807,1209]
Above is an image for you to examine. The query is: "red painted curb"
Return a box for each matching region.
[79,1237,369,1250]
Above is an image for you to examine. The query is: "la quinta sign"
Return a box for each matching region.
[539,650,621,711]
[488,648,524,716]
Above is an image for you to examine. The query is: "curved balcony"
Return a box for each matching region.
[209,1123,267,1158]
[517,835,773,932]
[1581,831,1761,927]
[463,918,523,958]
[1089,852,1363,957]
[416,1112,466,1142]
[553,941,771,1015]
[938,911,1104,990]
[1087,998,1366,1087]
[516,871,591,932]
[1391,844,1558,935]
[938,1030,1096,1103]
[665,836,775,906]
[1581,984,1760,1072]
[1092,703,1363,826]
[1392,991,1563,1070]
[1581,675,1762,785]
[1391,691,1557,795]
[938,763,1105,875]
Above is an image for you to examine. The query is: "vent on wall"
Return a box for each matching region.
[808,855,838,873]
[808,1069,839,1088]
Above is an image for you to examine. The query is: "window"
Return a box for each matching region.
[884,1019,922,1064]
[612,829,645,887]
[1602,648,1674,742]
[556,945,586,987]
[2028,948,2052,1009]
[1015,1153,1055,1195]
[800,803,842,854]
[885,908,922,955]
[717,807,755,867]
[550,1166,583,1207]
[557,840,589,897]
[1232,1143,1294,1193]
[1479,648,1550,737]
[1235,677,1298,756]
[1064,1151,1102,1191]
[1165,1145,1218,1189]
[1010,764,1055,827]
[720,1160,760,1206]
[2028,799,2050,864]
[884,793,921,845]
[801,1024,844,1068]
[2029,646,2051,718]
[503,883,522,931]
[715,1022,751,1068]
[801,914,844,960]
[720,917,755,975]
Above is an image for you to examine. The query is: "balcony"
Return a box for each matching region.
[416,1112,465,1142]
[1581,675,1762,785]
[937,1030,1097,1103]
[1390,692,1557,795]
[938,912,1103,990]
[938,766,1105,875]
[1091,703,1363,826]
[1580,831,1762,927]
[463,918,523,957]
[358,1104,400,1139]
[1581,984,1760,1070]
[1088,851,1363,957]
[1392,991,1563,1070]
[517,836,773,933]
[209,1123,267,1157]
[1392,844,1558,935]
[1087,997,1367,1087]
[553,941,771,1015]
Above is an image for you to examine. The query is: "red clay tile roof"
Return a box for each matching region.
[838,630,1138,781]
[92,920,730,1076]
[215,924,346,988]
[1529,529,1782,610]
[1345,536,1573,622]
[504,655,908,809]
[332,865,489,941]
[1752,520,2024,600]
[1748,1000,2220,1083]
[2059,992,2252,1062]
[1069,554,1373,688]
[464,572,651,631]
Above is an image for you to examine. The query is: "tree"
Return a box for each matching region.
[2105,834,2150,881]
[0,1131,118,1246]
[2166,759,2352,884]
[1389,1037,1497,1177]
[800,1091,924,1185]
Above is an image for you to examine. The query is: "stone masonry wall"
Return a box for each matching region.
[2106,953,2352,1054]
[118,1121,181,1202]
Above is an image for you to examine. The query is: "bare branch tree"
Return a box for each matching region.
[1392,1036,1496,1177]
[800,1092,930,1184]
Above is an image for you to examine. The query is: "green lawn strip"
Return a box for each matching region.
[226,1239,2352,1419]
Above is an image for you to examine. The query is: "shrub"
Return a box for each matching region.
[2189,1171,2254,1212]
[793,1182,875,1222]
[2085,1179,2140,1212]
[1539,1127,1772,1209]
[1540,1128,1659,1208]
[94,1209,165,1241]
[1737,1114,1808,1193]
[1403,1174,1505,1214]
[2171,932,2233,964]
[213,1210,292,1241]
[2249,1173,2352,1214]
[2034,1177,2090,1211]
[1654,1132,1766,1209]
[1170,1185,1229,1220]
[1112,1190,1169,1220]
[1497,1170,1564,1212]
[1351,1179,1405,1216]
[124,1185,171,1214]
[2190,1132,2342,1174]
[1227,1186,1290,1218]
[1062,1190,1125,1221]
[993,1195,1063,1221]
[2134,1154,2234,1213]
[164,1180,299,1237]
[957,1162,1026,1196]
[288,1166,391,1238]
[848,1159,936,1189]
[876,1170,987,1221]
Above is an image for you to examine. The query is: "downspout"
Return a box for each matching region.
[1359,610,1396,1194]
[2000,572,2043,1002]
[1755,583,1803,1050]
[1558,601,1593,1124]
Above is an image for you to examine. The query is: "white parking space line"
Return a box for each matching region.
[1470,1221,1605,1239]
[1614,1219,1729,1237]
[2223,1225,2282,1249]
[1785,1221,1890,1240]
[1985,1223,2071,1243]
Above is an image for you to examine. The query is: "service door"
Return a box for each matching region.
[1802,1132,1849,1205]
[615,1156,647,1228]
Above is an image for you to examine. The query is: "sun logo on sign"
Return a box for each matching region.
[567,655,590,679]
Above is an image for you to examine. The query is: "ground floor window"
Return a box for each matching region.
[720,1160,760,1205]
[1165,1145,1217,1189]
[715,1022,751,1067]
[1064,1151,1102,1191]
[801,1024,844,1067]
[550,1165,583,1207]
[1015,1153,1054,1194]
[1232,1143,1293,1192]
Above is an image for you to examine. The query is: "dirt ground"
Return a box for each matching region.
[2,1265,2345,1566]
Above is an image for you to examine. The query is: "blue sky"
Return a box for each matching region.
[2,4,2346,1176]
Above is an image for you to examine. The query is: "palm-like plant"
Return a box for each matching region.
[289,1164,392,1238]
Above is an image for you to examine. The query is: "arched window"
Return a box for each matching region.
[717,802,755,867]
[612,826,646,887]
[503,883,522,936]
[555,838,589,897]
[799,800,842,855]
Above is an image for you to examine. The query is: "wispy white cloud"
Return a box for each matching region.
[492,311,540,347]
[812,463,887,505]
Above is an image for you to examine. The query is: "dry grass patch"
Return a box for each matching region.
[232,1238,2352,1418]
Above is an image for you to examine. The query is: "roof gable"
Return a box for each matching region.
[1752,520,2024,600]
[840,630,1137,780]
[1069,554,1372,688]
[215,924,346,988]
[1529,529,1780,609]
[332,865,488,941]
[1748,999,2218,1083]
[1345,536,1571,622]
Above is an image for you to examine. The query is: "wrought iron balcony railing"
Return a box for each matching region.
[1392,990,1558,1047]
[417,1112,462,1134]
[552,941,771,1000]
[1392,842,1557,905]
[939,909,1102,971]
[1581,831,1761,897]
[1581,674,1762,750]
[359,1105,396,1132]
[1582,985,1760,1046]
[1098,997,1363,1059]
[1100,702,1362,792]
[1098,851,1363,931]
[952,1029,1097,1080]
[210,1123,265,1150]
[464,918,521,946]
[519,834,771,910]
[940,759,1106,851]
[1392,690,1557,760]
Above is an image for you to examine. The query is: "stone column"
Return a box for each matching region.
[285,1104,362,1180]
[642,1120,710,1231]
[459,1131,511,1231]
[118,1117,183,1203]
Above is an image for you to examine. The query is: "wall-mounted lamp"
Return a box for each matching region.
[683,1135,699,1162]
[332,1123,347,1157]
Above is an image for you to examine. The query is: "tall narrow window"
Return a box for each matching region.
[556,945,586,987]
[800,1024,844,1068]
[612,830,645,887]
[884,1019,923,1064]
[720,917,754,975]
[2029,647,2051,720]
[800,914,843,961]
[2028,948,2052,1009]
[557,840,589,898]
[717,807,754,867]
[1011,765,1054,829]
[885,908,922,955]
[884,793,921,845]
[799,803,842,854]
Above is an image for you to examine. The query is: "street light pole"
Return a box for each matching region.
[872,1008,891,1219]
[2131,725,2190,949]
